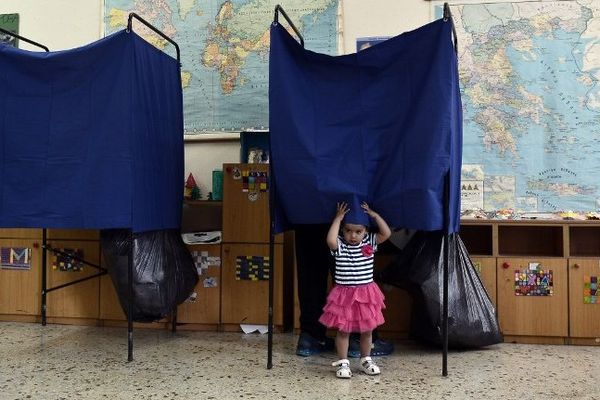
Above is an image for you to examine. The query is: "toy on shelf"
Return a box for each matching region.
[184,173,199,199]
[191,185,202,200]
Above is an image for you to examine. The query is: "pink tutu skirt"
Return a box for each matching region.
[318,282,385,333]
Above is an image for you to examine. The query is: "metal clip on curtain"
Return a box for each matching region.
[443,2,451,21]
[127,12,181,65]
[273,5,304,48]
[443,2,458,54]
[0,26,49,52]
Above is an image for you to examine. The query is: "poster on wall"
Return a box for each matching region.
[104,0,339,134]
[0,13,19,48]
[356,36,390,52]
[461,180,483,211]
[434,2,600,214]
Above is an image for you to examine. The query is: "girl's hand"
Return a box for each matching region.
[336,202,349,220]
[361,201,377,217]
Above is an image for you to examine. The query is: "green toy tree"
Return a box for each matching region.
[191,185,201,200]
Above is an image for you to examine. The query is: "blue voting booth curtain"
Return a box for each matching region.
[0,30,183,232]
[269,18,462,234]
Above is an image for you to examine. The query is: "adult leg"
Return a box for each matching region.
[294,223,334,356]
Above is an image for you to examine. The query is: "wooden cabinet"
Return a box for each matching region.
[567,225,600,343]
[222,163,282,244]
[99,273,126,321]
[220,163,290,330]
[47,229,100,240]
[374,251,412,338]
[0,229,101,322]
[221,243,284,326]
[497,257,568,338]
[45,239,101,319]
[175,200,223,328]
[471,257,497,307]
[177,243,221,327]
[568,258,600,339]
[0,228,41,239]
[0,237,42,316]
[461,220,600,345]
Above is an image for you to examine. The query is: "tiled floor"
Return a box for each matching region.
[0,322,598,400]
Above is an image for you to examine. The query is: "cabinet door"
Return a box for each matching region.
[222,163,282,243]
[221,243,284,325]
[45,240,100,318]
[99,273,126,320]
[374,252,411,337]
[471,257,497,307]
[568,259,600,338]
[177,244,221,324]
[497,258,567,337]
[0,238,42,315]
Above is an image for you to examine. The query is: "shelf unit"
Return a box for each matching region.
[461,219,600,345]
[220,163,291,331]
[174,200,223,330]
[0,229,101,324]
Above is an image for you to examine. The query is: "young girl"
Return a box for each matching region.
[319,201,392,378]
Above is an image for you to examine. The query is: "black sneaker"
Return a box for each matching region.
[296,332,335,357]
[348,337,394,358]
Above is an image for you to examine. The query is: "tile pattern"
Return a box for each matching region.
[0,322,598,400]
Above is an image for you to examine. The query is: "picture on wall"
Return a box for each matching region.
[104,0,339,134]
[356,36,390,52]
[0,13,19,47]
[435,2,600,214]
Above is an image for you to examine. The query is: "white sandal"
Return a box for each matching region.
[332,359,352,379]
[359,356,380,375]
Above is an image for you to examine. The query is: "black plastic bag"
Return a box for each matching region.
[379,231,502,348]
[101,229,198,322]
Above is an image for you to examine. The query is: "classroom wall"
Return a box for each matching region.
[0,0,437,191]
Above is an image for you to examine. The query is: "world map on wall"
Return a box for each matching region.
[440,1,600,213]
[105,0,338,134]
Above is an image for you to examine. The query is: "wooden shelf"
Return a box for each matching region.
[460,224,493,256]
[569,226,600,257]
[498,225,563,257]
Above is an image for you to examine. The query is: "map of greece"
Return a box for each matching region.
[442,1,600,212]
[105,0,338,133]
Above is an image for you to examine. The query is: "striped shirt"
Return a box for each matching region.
[331,233,378,285]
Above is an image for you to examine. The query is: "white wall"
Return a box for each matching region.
[0,0,103,51]
[1,0,436,191]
